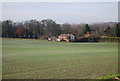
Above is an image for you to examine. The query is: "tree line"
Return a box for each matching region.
[1,19,120,39]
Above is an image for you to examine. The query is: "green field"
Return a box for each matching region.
[2,39,118,79]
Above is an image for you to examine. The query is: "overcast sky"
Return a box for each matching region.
[2,2,118,24]
[1,0,119,2]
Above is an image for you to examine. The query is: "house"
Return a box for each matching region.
[57,34,75,42]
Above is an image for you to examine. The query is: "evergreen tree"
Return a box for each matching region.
[84,24,91,34]
[115,23,120,37]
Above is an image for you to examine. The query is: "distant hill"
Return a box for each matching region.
[107,22,118,25]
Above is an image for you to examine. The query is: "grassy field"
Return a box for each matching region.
[2,38,118,79]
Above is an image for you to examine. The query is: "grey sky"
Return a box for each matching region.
[2,2,118,24]
[1,0,119,2]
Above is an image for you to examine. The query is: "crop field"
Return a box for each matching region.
[2,38,118,79]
